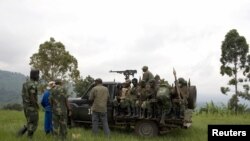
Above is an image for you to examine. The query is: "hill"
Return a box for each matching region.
[0,70,26,106]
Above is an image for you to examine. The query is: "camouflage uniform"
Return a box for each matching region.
[145,79,158,119]
[156,83,172,124]
[142,66,154,83]
[138,80,148,118]
[17,69,39,138]
[172,78,188,119]
[119,81,131,117]
[50,82,70,140]
[113,84,123,116]
[21,80,39,136]
[128,78,139,117]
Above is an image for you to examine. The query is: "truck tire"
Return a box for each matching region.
[135,120,158,137]
[187,86,197,109]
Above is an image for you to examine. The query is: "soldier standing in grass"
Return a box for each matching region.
[89,78,110,136]
[17,69,40,139]
[50,79,72,141]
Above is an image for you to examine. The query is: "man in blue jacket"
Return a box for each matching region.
[41,81,55,134]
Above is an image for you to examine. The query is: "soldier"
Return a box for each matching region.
[41,81,55,134]
[89,78,110,136]
[119,79,132,117]
[113,83,123,116]
[138,80,148,118]
[142,66,154,83]
[50,79,72,141]
[157,82,172,125]
[17,69,40,139]
[145,79,158,119]
[129,78,140,118]
[154,74,161,87]
[177,77,189,118]
[171,77,188,119]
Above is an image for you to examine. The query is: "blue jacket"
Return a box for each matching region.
[41,89,51,111]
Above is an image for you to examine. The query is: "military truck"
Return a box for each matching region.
[68,70,197,137]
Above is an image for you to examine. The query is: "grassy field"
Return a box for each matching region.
[0,110,249,141]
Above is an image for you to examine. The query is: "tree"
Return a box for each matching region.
[30,37,80,83]
[220,29,249,113]
[74,75,94,97]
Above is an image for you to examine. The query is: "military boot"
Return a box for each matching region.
[160,112,166,125]
[147,110,152,119]
[141,109,146,119]
[126,107,131,117]
[113,107,119,116]
[134,107,139,118]
[131,107,136,118]
[17,125,27,136]
[27,131,33,139]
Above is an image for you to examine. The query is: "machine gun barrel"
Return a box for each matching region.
[109,70,137,80]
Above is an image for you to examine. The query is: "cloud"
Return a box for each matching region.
[0,0,250,103]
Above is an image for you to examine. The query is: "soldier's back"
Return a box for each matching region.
[50,85,67,115]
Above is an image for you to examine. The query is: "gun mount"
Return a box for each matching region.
[109,70,137,80]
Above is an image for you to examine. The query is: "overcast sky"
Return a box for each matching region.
[1,0,250,103]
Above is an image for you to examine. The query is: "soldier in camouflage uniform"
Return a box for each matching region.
[157,82,172,125]
[113,83,123,116]
[119,79,132,117]
[142,66,154,83]
[145,79,158,119]
[138,80,148,119]
[17,69,40,139]
[171,77,188,119]
[129,78,140,118]
[50,79,72,141]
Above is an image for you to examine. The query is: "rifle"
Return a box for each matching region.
[109,70,137,80]
[173,68,181,101]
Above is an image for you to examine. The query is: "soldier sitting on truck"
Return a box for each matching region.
[145,79,158,119]
[113,83,123,116]
[129,78,140,118]
[137,80,147,119]
[157,81,172,125]
[171,77,189,119]
[119,79,132,117]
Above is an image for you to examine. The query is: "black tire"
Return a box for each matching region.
[135,120,158,137]
[187,86,197,109]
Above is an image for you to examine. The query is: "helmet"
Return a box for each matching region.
[178,77,187,85]
[154,74,160,80]
[142,66,148,70]
[132,78,138,84]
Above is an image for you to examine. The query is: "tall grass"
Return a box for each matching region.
[0,110,249,141]
[197,101,249,115]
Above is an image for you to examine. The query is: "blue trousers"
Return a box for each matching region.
[92,112,110,136]
[44,111,53,134]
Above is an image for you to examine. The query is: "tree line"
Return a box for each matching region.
[27,30,250,114]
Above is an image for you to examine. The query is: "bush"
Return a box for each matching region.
[2,103,23,111]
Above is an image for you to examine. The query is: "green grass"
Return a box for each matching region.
[0,110,249,141]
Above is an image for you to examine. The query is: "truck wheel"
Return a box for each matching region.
[187,86,197,109]
[135,120,158,137]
